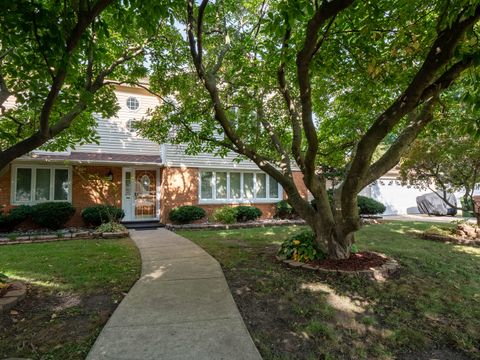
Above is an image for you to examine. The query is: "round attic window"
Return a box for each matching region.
[126,97,140,111]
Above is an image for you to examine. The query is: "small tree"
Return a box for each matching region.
[142,0,480,259]
[400,104,480,224]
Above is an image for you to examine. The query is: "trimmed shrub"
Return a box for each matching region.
[81,205,125,226]
[0,205,32,231]
[169,205,206,224]
[278,229,325,262]
[275,200,294,219]
[311,191,386,216]
[31,202,75,229]
[212,206,237,224]
[235,206,262,222]
[357,195,386,215]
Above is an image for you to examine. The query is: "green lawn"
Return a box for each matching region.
[0,238,141,360]
[179,221,480,360]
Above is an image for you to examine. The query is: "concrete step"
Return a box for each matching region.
[121,221,164,230]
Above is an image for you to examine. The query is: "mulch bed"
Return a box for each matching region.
[279,251,399,281]
[309,251,387,271]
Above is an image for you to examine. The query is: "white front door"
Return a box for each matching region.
[122,167,159,221]
[122,168,135,221]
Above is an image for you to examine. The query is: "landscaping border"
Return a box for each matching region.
[421,233,480,247]
[0,231,129,246]
[166,219,307,231]
[0,282,27,314]
[276,252,400,282]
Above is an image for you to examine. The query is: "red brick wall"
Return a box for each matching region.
[69,165,122,226]
[0,167,12,212]
[0,164,122,228]
[291,171,309,200]
[160,167,198,223]
[160,167,307,223]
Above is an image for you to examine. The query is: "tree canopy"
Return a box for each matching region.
[0,0,174,170]
[400,86,480,221]
[139,0,480,259]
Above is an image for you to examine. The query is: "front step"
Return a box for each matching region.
[122,220,165,230]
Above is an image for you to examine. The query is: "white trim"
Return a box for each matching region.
[121,166,160,222]
[198,169,283,204]
[11,164,72,205]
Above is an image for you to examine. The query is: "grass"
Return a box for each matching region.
[0,238,141,360]
[179,221,480,359]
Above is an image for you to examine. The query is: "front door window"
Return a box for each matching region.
[135,170,156,219]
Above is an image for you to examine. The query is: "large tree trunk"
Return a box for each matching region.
[310,218,354,260]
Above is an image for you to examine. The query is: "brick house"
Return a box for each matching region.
[0,84,309,226]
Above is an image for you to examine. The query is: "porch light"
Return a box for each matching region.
[107,170,114,182]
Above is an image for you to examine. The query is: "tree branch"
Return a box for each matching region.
[296,0,353,194]
[39,0,114,136]
[361,98,437,188]
[277,19,304,171]
[343,4,480,212]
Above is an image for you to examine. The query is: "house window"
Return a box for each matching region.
[269,176,279,198]
[215,172,227,199]
[256,173,267,198]
[126,97,140,111]
[230,172,241,199]
[200,171,213,199]
[199,171,282,203]
[12,166,71,204]
[243,173,254,199]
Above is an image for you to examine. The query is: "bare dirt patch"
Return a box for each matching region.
[0,283,124,359]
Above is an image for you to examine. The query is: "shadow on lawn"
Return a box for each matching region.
[184,223,480,360]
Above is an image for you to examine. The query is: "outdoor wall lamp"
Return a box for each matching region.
[107,170,114,182]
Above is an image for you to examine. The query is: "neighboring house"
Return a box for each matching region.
[0,84,309,226]
[360,168,426,215]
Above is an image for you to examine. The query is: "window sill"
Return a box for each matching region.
[198,199,281,205]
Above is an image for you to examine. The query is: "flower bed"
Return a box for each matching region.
[0,228,129,246]
[421,223,480,247]
[166,218,307,231]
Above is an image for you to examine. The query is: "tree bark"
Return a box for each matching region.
[288,195,354,260]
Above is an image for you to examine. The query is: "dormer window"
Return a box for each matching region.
[126,97,140,111]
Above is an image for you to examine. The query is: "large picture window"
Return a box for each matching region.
[199,171,282,203]
[12,166,71,204]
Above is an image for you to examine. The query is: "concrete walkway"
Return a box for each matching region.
[87,229,262,360]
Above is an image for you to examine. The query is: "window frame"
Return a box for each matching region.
[126,96,140,111]
[11,164,72,205]
[198,170,282,204]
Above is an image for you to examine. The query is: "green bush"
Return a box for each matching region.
[169,205,206,224]
[311,191,386,216]
[357,195,386,215]
[0,205,32,231]
[235,206,262,222]
[97,221,127,233]
[275,200,294,219]
[81,205,125,226]
[278,229,325,262]
[212,206,238,224]
[31,202,75,229]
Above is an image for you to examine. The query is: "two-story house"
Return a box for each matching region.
[0,84,309,226]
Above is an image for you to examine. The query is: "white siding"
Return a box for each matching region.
[164,144,260,170]
[76,88,161,156]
